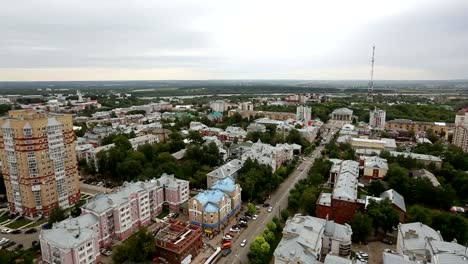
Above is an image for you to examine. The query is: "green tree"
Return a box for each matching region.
[367,199,399,234]
[112,227,156,263]
[248,235,270,264]
[368,180,386,196]
[350,213,373,243]
[48,207,66,226]
[280,209,289,222]
[188,130,203,144]
[247,203,256,215]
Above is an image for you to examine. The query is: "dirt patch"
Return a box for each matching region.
[352,241,396,264]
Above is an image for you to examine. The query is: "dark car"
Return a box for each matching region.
[239,222,248,228]
[172,213,179,218]
[244,213,252,217]
[25,228,37,234]
[221,248,232,257]
[262,203,270,207]
[11,229,22,234]
[1,241,16,249]
[15,244,23,250]
[382,238,393,245]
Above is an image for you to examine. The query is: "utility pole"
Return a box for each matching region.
[367,45,376,102]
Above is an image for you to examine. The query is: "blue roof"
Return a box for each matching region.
[194,189,226,208]
[212,177,236,193]
[209,112,223,118]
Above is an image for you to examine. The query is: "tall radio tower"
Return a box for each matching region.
[366,45,375,102]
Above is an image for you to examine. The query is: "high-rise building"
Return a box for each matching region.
[369,107,386,130]
[453,109,468,152]
[296,106,312,122]
[0,110,80,219]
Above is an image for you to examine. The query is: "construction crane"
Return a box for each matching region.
[366,45,375,102]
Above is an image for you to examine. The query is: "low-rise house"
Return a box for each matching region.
[206,159,243,188]
[355,149,443,168]
[246,123,267,133]
[241,140,297,172]
[361,156,388,181]
[366,189,406,223]
[350,137,396,151]
[273,214,352,264]
[409,169,441,187]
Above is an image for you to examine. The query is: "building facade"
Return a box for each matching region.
[228,109,296,121]
[154,219,203,264]
[453,109,468,152]
[0,110,80,219]
[317,160,364,224]
[189,177,241,231]
[206,159,243,188]
[209,100,227,113]
[296,106,312,122]
[361,156,388,181]
[330,108,353,121]
[385,119,454,140]
[369,107,386,130]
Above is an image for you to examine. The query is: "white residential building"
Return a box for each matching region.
[241,140,299,171]
[296,106,312,122]
[453,109,468,152]
[239,101,254,111]
[209,100,227,112]
[206,159,243,188]
[369,107,386,130]
[393,222,468,264]
[274,214,352,264]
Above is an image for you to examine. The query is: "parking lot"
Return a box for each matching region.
[352,241,397,264]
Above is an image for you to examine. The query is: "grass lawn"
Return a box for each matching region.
[0,214,10,223]
[32,218,48,227]
[6,218,33,229]
[156,209,170,219]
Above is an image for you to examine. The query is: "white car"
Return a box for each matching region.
[252,214,258,220]
[0,238,9,246]
[229,228,240,233]
[267,206,273,213]
[240,239,247,247]
[1,229,12,234]
[100,248,112,256]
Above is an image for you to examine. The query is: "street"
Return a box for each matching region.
[219,121,341,264]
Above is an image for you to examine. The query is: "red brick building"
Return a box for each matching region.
[154,219,203,264]
[317,160,365,224]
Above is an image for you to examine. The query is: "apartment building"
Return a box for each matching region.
[240,140,298,172]
[296,106,312,122]
[206,159,243,188]
[389,222,468,264]
[40,215,100,264]
[369,107,386,130]
[385,119,454,140]
[209,100,228,112]
[40,173,189,264]
[274,214,352,263]
[228,109,296,121]
[453,109,468,152]
[239,101,254,111]
[0,110,80,219]
[317,160,364,224]
[189,177,241,231]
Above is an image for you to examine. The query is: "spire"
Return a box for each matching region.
[367,45,376,102]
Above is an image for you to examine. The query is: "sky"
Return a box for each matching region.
[0,0,467,81]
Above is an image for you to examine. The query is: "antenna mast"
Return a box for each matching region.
[367,45,375,102]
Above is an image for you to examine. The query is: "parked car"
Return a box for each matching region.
[15,244,23,250]
[100,248,112,256]
[0,238,9,246]
[221,242,231,249]
[382,238,393,245]
[222,236,232,241]
[262,203,270,207]
[252,214,258,220]
[240,239,247,247]
[11,229,22,234]
[267,206,273,213]
[239,222,248,228]
[229,228,240,233]
[1,240,16,249]
[25,228,37,234]
[221,248,232,257]
[226,232,235,237]
[1,228,13,234]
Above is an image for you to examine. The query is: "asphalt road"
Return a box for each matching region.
[220,122,342,264]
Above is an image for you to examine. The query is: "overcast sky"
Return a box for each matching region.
[1,0,467,81]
